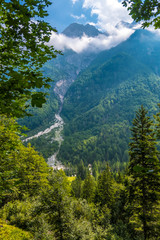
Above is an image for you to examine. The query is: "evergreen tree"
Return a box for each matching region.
[128,105,160,239]
[154,103,160,140]
[38,170,73,240]
[77,160,87,180]
[96,164,115,208]
[71,177,82,199]
[92,161,99,181]
[82,173,96,203]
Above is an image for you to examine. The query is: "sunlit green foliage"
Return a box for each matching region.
[82,173,96,203]
[95,164,115,208]
[0,218,33,240]
[0,116,50,206]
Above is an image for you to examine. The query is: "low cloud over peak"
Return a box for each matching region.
[49,23,134,54]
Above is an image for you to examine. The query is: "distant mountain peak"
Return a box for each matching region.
[115,21,136,29]
[62,23,107,38]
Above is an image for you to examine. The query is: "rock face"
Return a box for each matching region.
[52,50,98,103]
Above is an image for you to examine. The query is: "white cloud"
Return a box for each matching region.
[49,25,134,54]
[82,0,132,34]
[71,14,86,20]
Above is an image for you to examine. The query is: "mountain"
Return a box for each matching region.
[20,23,105,161]
[62,23,106,37]
[20,24,103,134]
[115,21,136,29]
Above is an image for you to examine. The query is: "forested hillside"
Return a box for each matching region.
[1,109,160,240]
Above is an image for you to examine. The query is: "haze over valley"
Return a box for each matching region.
[20,23,160,170]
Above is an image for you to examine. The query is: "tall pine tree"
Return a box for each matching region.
[128,105,160,240]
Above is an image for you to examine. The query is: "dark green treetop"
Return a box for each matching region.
[0,0,60,117]
[122,0,160,29]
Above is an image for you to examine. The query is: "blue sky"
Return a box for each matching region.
[46,0,98,32]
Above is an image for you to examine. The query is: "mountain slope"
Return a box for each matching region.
[90,29,160,75]
[62,52,150,120]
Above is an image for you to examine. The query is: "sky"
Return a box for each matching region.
[46,0,132,33]
[45,0,138,53]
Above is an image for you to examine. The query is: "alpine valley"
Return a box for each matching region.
[21,23,160,170]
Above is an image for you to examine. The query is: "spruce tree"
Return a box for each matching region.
[96,164,115,208]
[77,160,87,180]
[82,173,96,203]
[128,105,160,239]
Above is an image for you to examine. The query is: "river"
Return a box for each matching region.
[23,77,75,169]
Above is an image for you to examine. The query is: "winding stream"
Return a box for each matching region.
[23,76,76,169]
[24,114,64,142]
[23,79,67,168]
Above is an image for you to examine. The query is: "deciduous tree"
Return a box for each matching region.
[0,0,59,117]
[123,0,160,29]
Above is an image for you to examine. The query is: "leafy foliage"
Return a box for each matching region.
[0,0,59,117]
[0,218,33,240]
[0,116,50,206]
[122,0,160,29]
